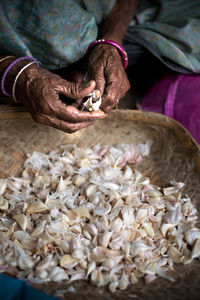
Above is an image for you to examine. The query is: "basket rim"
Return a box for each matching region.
[0,106,199,152]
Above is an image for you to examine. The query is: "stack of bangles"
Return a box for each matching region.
[86,39,128,70]
[0,56,41,103]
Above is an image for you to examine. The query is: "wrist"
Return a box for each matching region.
[6,61,38,98]
[14,64,39,103]
[0,56,40,102]
[86,39,128,69]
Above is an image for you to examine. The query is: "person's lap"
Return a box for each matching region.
[123,38,200,144]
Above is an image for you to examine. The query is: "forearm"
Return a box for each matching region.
[98,0,140,45]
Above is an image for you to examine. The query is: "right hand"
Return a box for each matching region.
[15,66,105,133]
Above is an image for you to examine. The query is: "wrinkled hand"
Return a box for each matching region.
[15,67,105,133]
[88,44,130,113]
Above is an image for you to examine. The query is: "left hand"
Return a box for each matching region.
[88,44,130,113]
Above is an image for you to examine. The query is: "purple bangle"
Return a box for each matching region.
[1,56,39,97]
[86,39,128,69]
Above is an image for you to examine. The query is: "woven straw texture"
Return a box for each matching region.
[0,109,200,300]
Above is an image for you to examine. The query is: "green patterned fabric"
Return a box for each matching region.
[128,0,200,73]
[0,0,200,72]
[0,0,115,70]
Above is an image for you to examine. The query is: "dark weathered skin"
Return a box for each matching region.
[15,66,105,133]
[88,44,130,113]
[88,0,139,113]
[0,1,139,133]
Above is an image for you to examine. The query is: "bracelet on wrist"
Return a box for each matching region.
[0,56,15,64]
[1,56,40,97]
[12,61,41,103]
[86,39,128,69]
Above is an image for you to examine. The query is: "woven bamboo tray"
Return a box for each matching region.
[0,108,200,300]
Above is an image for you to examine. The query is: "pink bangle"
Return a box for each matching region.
[86,39,128,69]
[1,56,39,97]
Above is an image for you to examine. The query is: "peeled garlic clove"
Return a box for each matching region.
[84,223,98,236]
[5,224,15,237]
[35,269,48,279]
[131,241,153,257]
[90,269,99,284]
[73,175,86,187]
[13,238,24,248]
[121,207,135,226]
[71,249,85,260]
[18,253,35,270]
[85,184,98,198]
[102,182,119,191]
[27,200,48,214]
[96,269,105,287]
[146,190,163,197]
[0,196,8,210]
[156,266,175,282]
[122,242,131,256]
[48,266,69,282]
[103,258,117,270]
[74,206,90,219]
[110,236,123,251]
[123,166,133,179]
[77,158,91,168]
[161,224,174,237]
[110,217,123,232]
[185,229,200,245]
[69,271,86,282]
[91,246,107,263]
[163,187,177,195]
[169,246,182,263]
[98,231,113,248]
[13,231,37,249]
[143,223,154,238]
[109,281,118,293]
[56,177,65,192]
[119,272,129,290]
[91,99,102,111]
[191,238,200,260]
[31,220,46,237]
[13,214,27,231]
[135,208,147,223]
[165,209,182,225]
[134,169,142,181]
[68,224,82,234]
[0,179,7,195]
[130,272,138,284]
[60,255,77,268]
[36,255,53,271]
[83,90,102,112]
[170,180,184,189]
[93,203,111,216]
[86,261,96,278]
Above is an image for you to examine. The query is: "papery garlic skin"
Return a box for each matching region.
[0,141,199,293]
[82,89,102,112]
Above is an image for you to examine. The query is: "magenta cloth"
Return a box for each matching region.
[141,74,200,144]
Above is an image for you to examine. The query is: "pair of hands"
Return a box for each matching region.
[17,44,130,133]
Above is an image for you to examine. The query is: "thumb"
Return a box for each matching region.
[56,80,96,99]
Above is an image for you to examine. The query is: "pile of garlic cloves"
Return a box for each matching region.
[0,142,199,293]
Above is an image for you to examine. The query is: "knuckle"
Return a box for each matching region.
[70,82,79,96]
[108,92,116,103]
